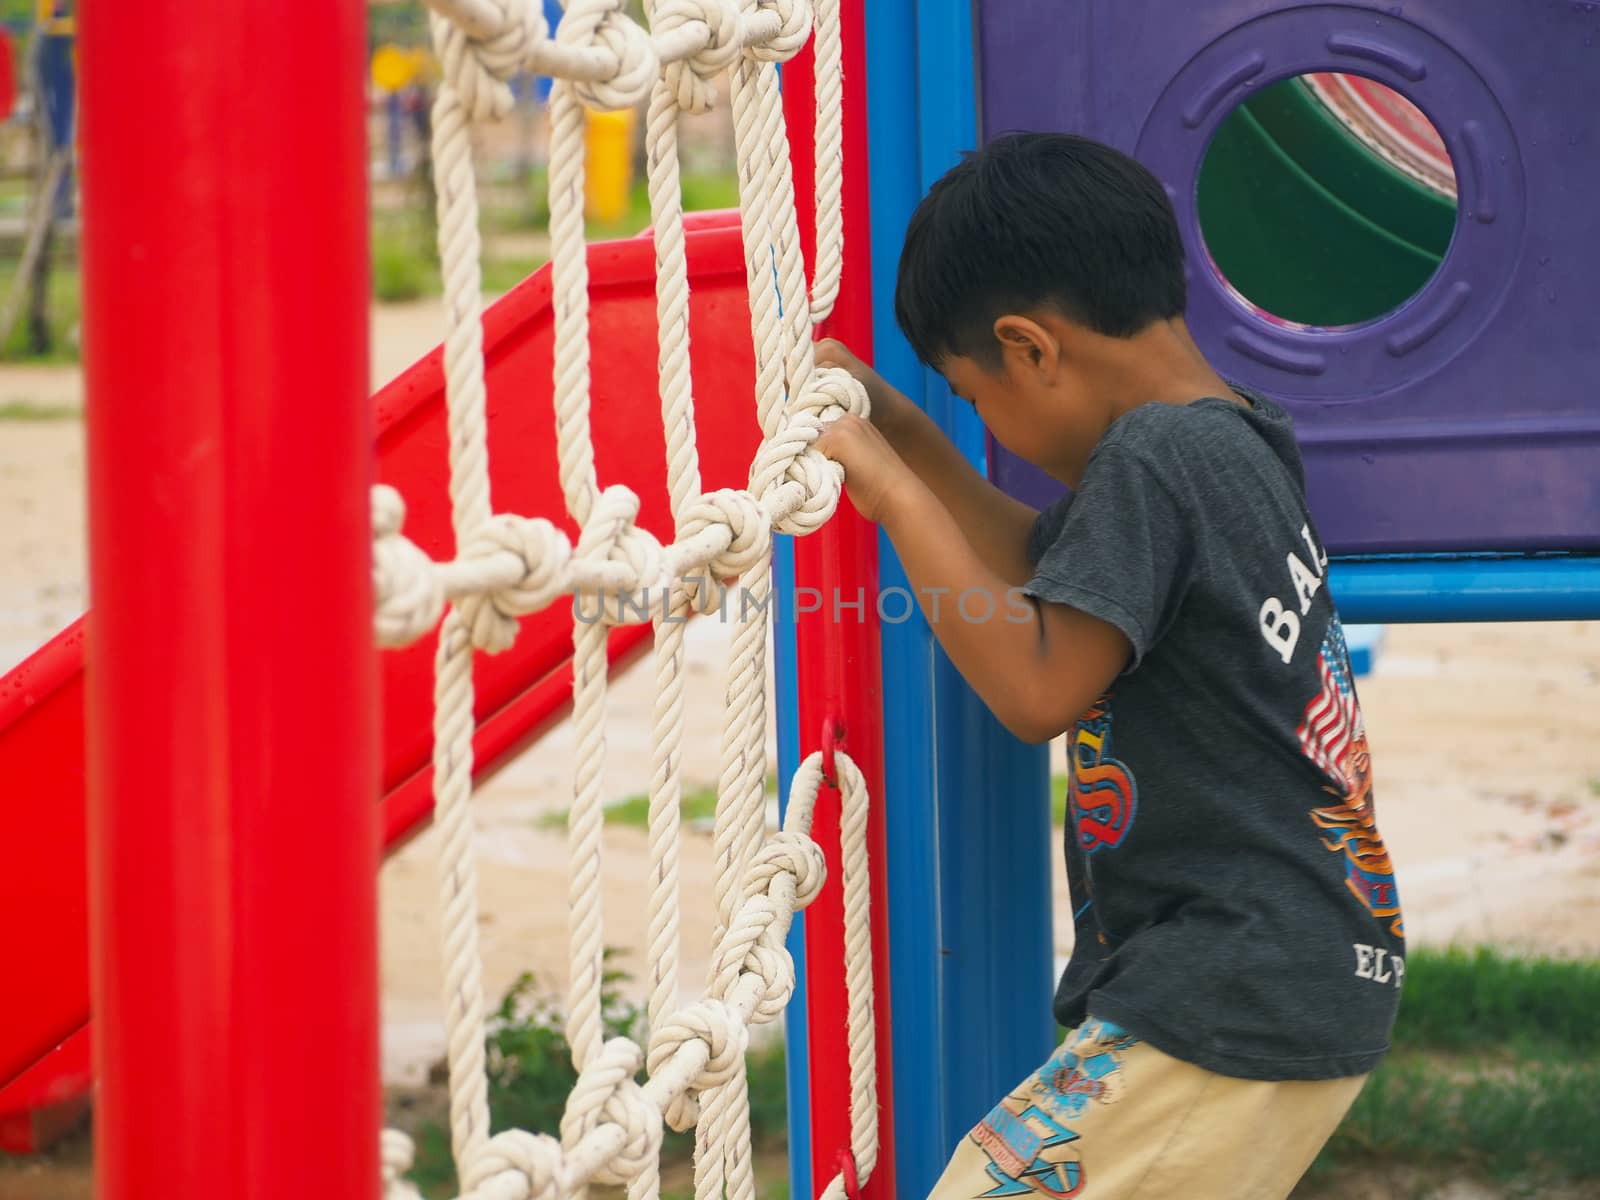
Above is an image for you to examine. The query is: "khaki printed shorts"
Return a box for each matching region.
[926,1017,1367,1200]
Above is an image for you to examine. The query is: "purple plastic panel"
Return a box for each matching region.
[976,0,1600,554]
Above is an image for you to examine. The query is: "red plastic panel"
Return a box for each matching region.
[786,8,899,1198]
[0,1027,90,1153]
[0,216,760,1092]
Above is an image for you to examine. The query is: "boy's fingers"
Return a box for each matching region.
[816,337,859,369]
[814,413,858,458]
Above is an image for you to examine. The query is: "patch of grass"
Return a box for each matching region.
[403,1122,457,1200]
[680,170,741,214]
[481,255,546,295]
[516,166,739,238]
[405,954,789,1198]
[1050,775,1069,825]
[1311,1052,1600,1187]
[0,256,82,363]
[372,219,440,302]
[0,399,79,420]
[373,227,540,301]
[406,955,652,1197]
[371,166,739,303]
[1300,948,1600,1193]
[539,778,778,833]
[1390,945,1600,1059]
[663,1148,789,1200]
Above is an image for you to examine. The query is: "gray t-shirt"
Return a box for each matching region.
[1024,388,1405,1082]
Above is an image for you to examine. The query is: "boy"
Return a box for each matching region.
[813,133,1405,1198]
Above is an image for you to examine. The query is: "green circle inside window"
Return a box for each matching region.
[1196,73,1458,329]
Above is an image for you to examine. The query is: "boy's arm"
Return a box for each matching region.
[819,339,1041,587]
[814,414,1129,744]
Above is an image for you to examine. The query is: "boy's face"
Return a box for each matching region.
[942,344,1106,488]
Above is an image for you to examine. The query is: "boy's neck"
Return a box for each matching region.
[1094,317,1242,420]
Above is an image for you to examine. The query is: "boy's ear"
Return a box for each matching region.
[992,314,1060,376]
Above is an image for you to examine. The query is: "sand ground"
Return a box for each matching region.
[0,304,1597,1199]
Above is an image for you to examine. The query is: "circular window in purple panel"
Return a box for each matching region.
[1196,72,1457,330]
[1137,4,1524,403]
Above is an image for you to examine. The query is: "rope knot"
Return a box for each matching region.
[466,1128,565,1200]
[752,365,871,535]
[458,513,573,653]
[372,485,447,648]
[748,0,812,63]
[801,362,871,422]
[749,416,837,537]
[560,1039,663,1184]
[572,486,665,625]
[746,942,797,1022]
[654,0,742,113]
[546,0,658,111]
[749,831,828,909]
[431,0,549,121]
[710,894,795,1022]
[647,998,749,1130]
[380,1129,423,1200]
[680,488,771,580]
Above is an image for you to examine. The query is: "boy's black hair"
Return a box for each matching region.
[894,132,1187,369]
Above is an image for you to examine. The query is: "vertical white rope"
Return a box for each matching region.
[419,6,516,1190]
[728,48,786,438]
[639,597,687,1200]
[722,64,814,1200]
[808,0,845,323]
[432,612,494,1181]
[640,67,694,1100]
[428,13,497,547]
[700,32,806,1183]
[834,752,879,1198]
[644,600,688,1039]
[756,58,817,417]
[566,614,612,1075]
[644,76,703,516]
[547,80,603,526]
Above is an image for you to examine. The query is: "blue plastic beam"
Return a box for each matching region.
[866,0,1056,1193]
[775,553,810,1200]
[1329,557,1600,624]
[912,0,1056,1163]
[860,0,950,1186]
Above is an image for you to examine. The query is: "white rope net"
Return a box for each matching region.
[370,2,878,1197]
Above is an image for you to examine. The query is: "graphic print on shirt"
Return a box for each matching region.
[1070,697,1138,855]
[968,1018,1140,1198]
[1297,621,1404,938]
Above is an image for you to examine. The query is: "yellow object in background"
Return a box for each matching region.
[37,0,74,36]
[371,44,422,94]
[585,108,636,225]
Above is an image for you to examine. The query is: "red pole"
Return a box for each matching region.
[81,5,378,1199]
[785,5,898,1198]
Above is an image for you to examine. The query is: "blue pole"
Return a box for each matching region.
[865,1,1056,1191]
[1329,556,1600,624]
[36,28,74,219]
[386,91,404,179]
[860,4,949,1189]
[775,506,812,1200]
[913,0,1055,1155]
